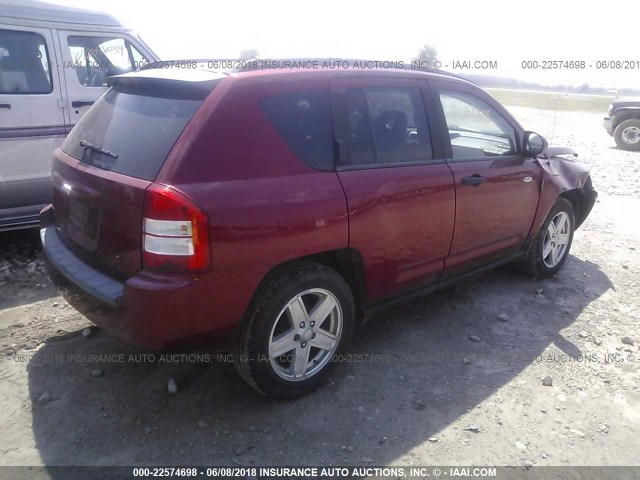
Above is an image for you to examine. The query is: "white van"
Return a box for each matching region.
[0,0,159,230]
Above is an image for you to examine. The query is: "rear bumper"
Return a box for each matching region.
[603,117,613,135]
[40,208,245,350]
[40,226,125,306]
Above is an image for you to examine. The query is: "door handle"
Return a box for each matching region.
[71,101,94,108]
[461,175,487,187]
[0,103,11,109]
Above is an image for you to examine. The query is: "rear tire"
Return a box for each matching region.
[521,198,575,278]
[234,262,355,399]
[614,119,640,151]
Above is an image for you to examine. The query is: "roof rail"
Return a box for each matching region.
[140,57,476,84]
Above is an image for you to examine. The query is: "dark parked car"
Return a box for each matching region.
[603,97,640,150]
[40,65,597,398]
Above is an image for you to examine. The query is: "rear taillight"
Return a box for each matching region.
[142,184,211,274]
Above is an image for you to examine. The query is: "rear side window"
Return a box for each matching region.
[337,89,375,166]
[0,29,52,94]
[62,89,201,181]
[260,91,334,170]
[335,87,433,167]
[364,87,432,164]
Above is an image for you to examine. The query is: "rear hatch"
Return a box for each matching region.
[52,69,222,279]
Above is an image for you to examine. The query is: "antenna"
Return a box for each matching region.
[549,90,561,144]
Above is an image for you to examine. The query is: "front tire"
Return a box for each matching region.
[522,198,575,278]
[234,262,355,399]
[614,119,640,151]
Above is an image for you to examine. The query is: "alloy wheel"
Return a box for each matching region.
[268,288,342,381]
[542,211,571,268]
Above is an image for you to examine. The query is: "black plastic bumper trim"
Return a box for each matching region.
[40,226,124,307]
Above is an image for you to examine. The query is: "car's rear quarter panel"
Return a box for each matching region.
[156,75,349,338]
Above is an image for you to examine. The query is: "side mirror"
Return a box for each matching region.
[523,131,548,157]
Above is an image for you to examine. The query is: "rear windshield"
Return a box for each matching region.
[62,89,202,181]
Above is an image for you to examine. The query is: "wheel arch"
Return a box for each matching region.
[613,109,640,130]
[558,178,596,230]
[533,158,596,235]
[525,167,596,260]
[248,248,367,324]
[303,248,366,319]
[233,252,360,398]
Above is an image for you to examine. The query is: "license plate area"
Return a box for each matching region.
[68,196,100,239]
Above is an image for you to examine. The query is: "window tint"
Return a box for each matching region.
[62,89,202,181]
[67,36,149,87]
[337,89,375,166]
[364,88,432,164]
[0,29,52,94]
[336,87,432,167]
[260,91,334,170]
[439,91,517,159]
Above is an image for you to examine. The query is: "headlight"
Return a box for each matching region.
[608,104,613,117]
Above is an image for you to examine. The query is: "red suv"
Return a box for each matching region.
[40,65,597,398]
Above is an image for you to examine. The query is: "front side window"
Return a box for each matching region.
[0,29,52,94]
[439,90,517,159]
[67,36,149,87]
[336,87,433,167]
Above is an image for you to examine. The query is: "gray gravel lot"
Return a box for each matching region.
[0,106,638,468]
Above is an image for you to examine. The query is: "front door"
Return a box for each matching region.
[331,77,455,302]
[432,84,541,277]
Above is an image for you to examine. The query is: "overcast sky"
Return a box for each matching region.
[53,0,638,89]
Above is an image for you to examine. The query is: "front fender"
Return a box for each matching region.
[544,146,579,159]
[528,154,596,243]
[537,154,592,191]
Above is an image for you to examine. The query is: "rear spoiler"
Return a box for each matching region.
[107,69,225,100]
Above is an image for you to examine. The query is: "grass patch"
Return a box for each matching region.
[486,88,613,113]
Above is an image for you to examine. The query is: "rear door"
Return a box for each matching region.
[331,77,455,303]
[56,30,154,126]
[0,25,65,214]
[430,81,541,277]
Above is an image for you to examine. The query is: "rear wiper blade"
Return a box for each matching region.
[80,140,118,159]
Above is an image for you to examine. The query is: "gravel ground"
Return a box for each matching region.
[0,106,638,469]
